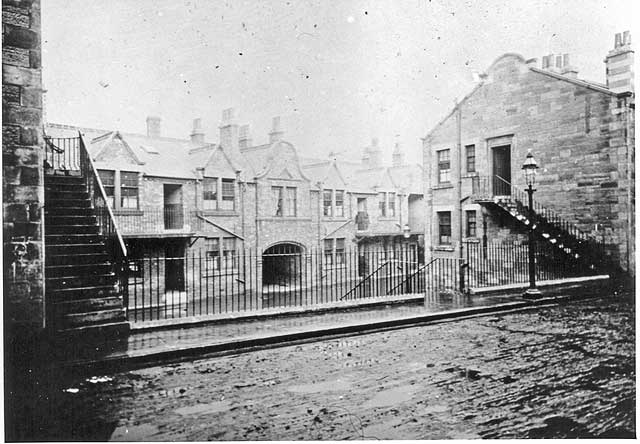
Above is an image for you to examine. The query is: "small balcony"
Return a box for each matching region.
[471,175,512,202]
[355,212,370,231]
[114,207,200,237]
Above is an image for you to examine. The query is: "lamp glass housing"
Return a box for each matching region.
[522,152,539,187]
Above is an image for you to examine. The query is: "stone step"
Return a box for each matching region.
[53,296,123,315]
[44,174,85,185]
[47,284,119,300]
[45,190,88,200]
[45,243,106,255]
[45,215,97,226]
[44,181,87,192]
[56,321,130,340]
[46,263,113,277]
[46,273,117,290]
[46,224,100,235]
[59,308,127,329]
[47,252,110,266]
[45,233,102,244]
[45,198,91,208]
[45,206,94,217]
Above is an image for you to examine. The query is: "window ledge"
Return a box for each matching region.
[434,245,454,252]
[378,217,397,221]
[322,217,348,221]
[433,184,453,190]
[114,210,143,216]
[462,172,479,178]
[201,210,239,217]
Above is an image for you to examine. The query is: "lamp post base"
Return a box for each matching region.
[523,288,543,300]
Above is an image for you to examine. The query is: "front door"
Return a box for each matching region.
[492,145,511,196]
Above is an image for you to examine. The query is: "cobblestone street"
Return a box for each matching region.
[15,293,635,440]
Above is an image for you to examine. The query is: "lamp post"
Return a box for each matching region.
[522,151,542,299]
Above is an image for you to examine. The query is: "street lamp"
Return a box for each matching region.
[522,151,542,299]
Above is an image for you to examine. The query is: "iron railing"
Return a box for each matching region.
[125,246,426,323]
[78,133,128,295]
[44,136,81,172]
[114,208,200,235]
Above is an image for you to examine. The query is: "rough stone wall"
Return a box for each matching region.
[424,54,634,272]
[3,0,45,332]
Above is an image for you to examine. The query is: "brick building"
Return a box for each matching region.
[423,32,635,276]
[45,110,424,301]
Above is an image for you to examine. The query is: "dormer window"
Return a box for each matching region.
[202,177,235,211]
[97,169,139,210]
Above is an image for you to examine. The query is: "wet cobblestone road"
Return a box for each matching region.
[14,293,635,440]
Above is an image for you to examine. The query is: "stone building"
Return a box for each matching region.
[423,32,635,276]
[45,110,424,301]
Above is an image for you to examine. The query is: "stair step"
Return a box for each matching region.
[44,174,85,184]
[45,190,88,200]
[45,215,97,225]
[46,224,99,235]
[46,243,106,255]
[47,252,110,266]
[53,296,123,314]
[56,321,130,339]
[46,273,116,290]
[45,233,102,244]
[46,263,113,277]
[44,181,86,191]
[60,309,126,329]
[45,198,91,208]
[45,207,94,217]
[47,284,119,300]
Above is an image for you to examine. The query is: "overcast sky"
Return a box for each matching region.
[42,0,635,164]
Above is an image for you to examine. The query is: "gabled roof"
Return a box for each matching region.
[388,164,424,194]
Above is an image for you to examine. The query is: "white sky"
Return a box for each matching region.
[42,0,636,164]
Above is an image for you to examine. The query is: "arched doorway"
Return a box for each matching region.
[262,243,303,287]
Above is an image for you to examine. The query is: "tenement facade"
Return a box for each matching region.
[423,32,635,274]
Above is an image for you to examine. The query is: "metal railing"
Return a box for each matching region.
[114,208,200,235]
[78,133,128,294]
[125,246,426,323]
[44,136,81,172]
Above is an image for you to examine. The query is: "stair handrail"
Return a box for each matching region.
[492,175,598,244]
[78,132,127,259]
[340,259,390,300]
[387,258,437,295]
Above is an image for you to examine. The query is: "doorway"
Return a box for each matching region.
[163,184,184,229]
[492,145,511,196]
[262,243,303,287]
[164,241,185,292]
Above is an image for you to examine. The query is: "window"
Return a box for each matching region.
[466,145,476,173]
[438,211,452,245]
[388,193,396,217]
[97,170,115,208]
[203,177,217,210]
[222,237,236,269]
[335,190,344,217]
[437,149,451,184]
[285,187,297,216]
[119,171,139,209]
[378,192,387,217]
[206,238,220,273]
[272,186,283,217]
[323,190,333,217]
[220,179,235,210]
[466,210,477,238]
[324,239,333,266]
[335,238,345,265]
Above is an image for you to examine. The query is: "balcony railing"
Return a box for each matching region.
[115,208,202,235]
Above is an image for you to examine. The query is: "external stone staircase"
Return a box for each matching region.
[45,174,129,339]
[491,196,604,272]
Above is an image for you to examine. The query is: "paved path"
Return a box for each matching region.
[16,292,635,440]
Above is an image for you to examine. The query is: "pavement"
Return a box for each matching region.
[53,275,612,372]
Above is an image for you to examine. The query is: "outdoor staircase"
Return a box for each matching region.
[45,174,129,338]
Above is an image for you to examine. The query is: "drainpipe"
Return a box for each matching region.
[456,104,464,291]
[317,184,322,249]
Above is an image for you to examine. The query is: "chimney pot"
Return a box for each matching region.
[623,30,631,45]
[269,116,284,142]
[615,33,622,48]
[146,116,161,138]
[605,31,634,93]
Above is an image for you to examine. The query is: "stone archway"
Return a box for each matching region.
[262,243,303,287]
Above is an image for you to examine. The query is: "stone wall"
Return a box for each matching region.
[3,0,45,332]
[424,54,634,273]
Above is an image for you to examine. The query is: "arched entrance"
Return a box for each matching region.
[262,243,303,287]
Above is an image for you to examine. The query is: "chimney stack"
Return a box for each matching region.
[605,31,634,93]
[368,137,382,168]
[269,116,284,143]
[219,108,239,150]
[146,116,161,138]
[239,124,252,149]
[190,118,205,144]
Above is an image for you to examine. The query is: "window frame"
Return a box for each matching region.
[323,189,333,217]
[465,145,476,173]
[334,190,344,217]
[285,186,297,217]
[378,192,387,217]
[466,210,477,238]
[272,186,284,217]
[387,192,396,217]
[437,149,451,184]
[202,177,218,210]
[97,169,116,208]
[438,211,452,245]
[220,178,235,211]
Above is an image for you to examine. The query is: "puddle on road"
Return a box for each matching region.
[362,385,418,408]
[110,423,160,441]
[288,378,353,394]
[174,400,232,416]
